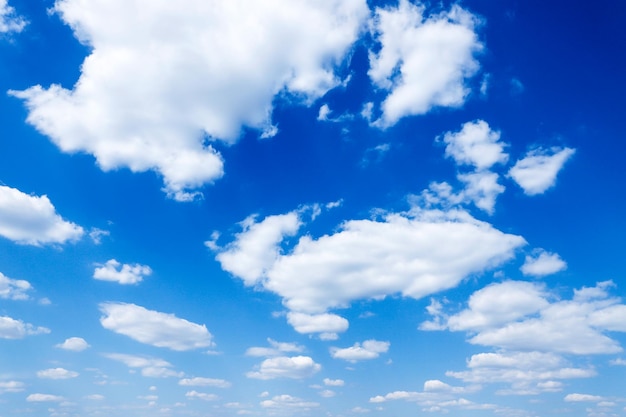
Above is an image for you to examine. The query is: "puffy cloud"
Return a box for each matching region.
[369,0,482,126]
[0,185,84,245]
[93,259,152,285]
[457,171,505,214]
[0,380,24,394]
[286,312,349,339]
[37,368,79,379]
[521,250,567,277]
[99,302,213,351]
[0,272,32,300]
[425,280,626,355]
[0,0,25,33]
[215,213,301,285]
[178,377,231,388]
[564,393,604,402]
[442,120,508,170]
[245,338,304,357]
[0,316,50,339]
[105,353,182,378]
[12,0,368,200]
[26,393,65,402]
[508,147,576,195]
[330,340,390,362]
[55,336,90,351]
[260,394,320,410]
[247,356,321,380]
[185,391,218,401]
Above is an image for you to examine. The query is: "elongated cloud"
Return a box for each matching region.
[247,356,321,380]
[37,368,79,379]
[0,185,83,245]
[12,0,368,200]
[330,340,390,362]
[99,303,213,351]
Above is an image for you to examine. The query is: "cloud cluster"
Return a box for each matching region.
[93,259,152,285]
[99,302,214,351]
[0,272,32,300]
[0,0,25,33]
[12,0,368,200]
[0,185,84,245]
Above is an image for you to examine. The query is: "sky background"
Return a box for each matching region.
[1,0,625,416]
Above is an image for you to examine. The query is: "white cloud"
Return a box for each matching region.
[178,377,231,388]
[0,0,25,33]
[0,185,84,245]
[105,353,182,378]
[324,378,345,387]
[11,0,368,200]
[247,356,321,380]
[457,171,505,214]
[216,212,301,286]
[330,340,390,362]
[55,337,90,351]
[99,302,213,351]
[0,315,50,339]
[521,250,567,277]
[185,391,219,401]
[93,259,152,285]
[26,393,65,402]
[245,338,304,357]
[508,147,576,195]
[88,227,110,244]
[85,394,105,400]
[0,272,32,300]
[260,394,319,410]
[442,120,508,170]
[369,0,482,126]
[286,312,349,338]
[564,393,604,402]
[0,380,24,394]
[37,368,79,380]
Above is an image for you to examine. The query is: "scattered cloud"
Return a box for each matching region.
[0,185,84,245]
[178,377,231,388]
[105,353,182,378]
[521,250,567,277]
[55,336,90,351]
[0,315,50,339]
[93,259,152,285]
[509,147,576,195]
[99,302,214,351]
[247,356,321,380]
[0,272,32,300]
[37,367,79,379]
[368,0,483,126]
[11,0,368,200]
[0,0,26,33]
[245,338,304,357]
[330,340,390,362]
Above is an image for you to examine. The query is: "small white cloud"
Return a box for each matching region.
[564,393,604,402]
[85,394,105,400]
[185,391,219,401]
[286,312,349,337]
[105,353,182,378]
[260,394,319,410]
[330,340,390,362]
[93,259,152,285]
[178,377,231,388]
[56,337,90,351]
[521,250,567,277]
[247,356,321,380]
[0,272,32,300]
[317,104,331,121]
[89,228,110,244]
[245,338,304,357]
[324,378,345,387]
[26,393,65,402]
[0,315,50,339]
[509,147,576,195]
[319,389,335,398]
[442,120,508,170]
[37,368,79,380]
[99,303,214,351]
[0,0,26,33]
[0,185,84,246]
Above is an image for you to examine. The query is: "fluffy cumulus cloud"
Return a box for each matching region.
[178,377,231,388]
[286,312,349,339]
[93,259,152,285]
[521,249,567,277]
[369,0,483,126]
[247,356,321,380]
[55,336,90,351]
[0,185,84,245]
[37,367,79,379]
[105,353,182,378]
[508,147,576,195]
[423,280,626,355]
[99,302,213,351]
[442,120,508,170]
[0,272,32,300]
[330,339,390,362]
[0,315,50,339]
[0,0,25,33]
[12,0,368,201]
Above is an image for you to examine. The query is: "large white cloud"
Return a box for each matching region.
[368,0,483,126]
[99,302,213,351]
[508,147,576,195]
[0,185,84,245]
[0,272,32,300]
[0,0,25,33]
[11,0,368,201]
[0,316,50,339]
[246,356,321,380]
[93,259,152,285]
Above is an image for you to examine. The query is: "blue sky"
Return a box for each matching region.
[1,0,625,416]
